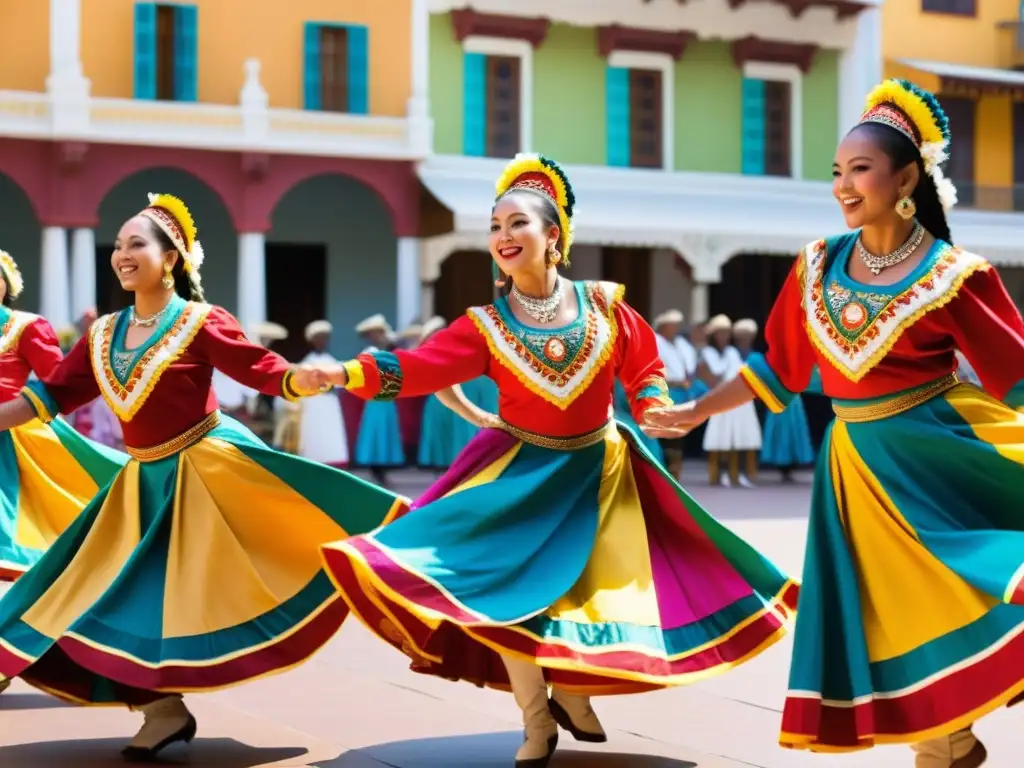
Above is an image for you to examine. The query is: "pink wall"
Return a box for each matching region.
[0,139,420,236]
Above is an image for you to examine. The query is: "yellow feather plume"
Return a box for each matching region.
[147,192,197,252]
[863,80,945,148]
[0,250,25,299]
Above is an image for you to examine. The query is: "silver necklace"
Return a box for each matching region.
[511,275,563,324]
[856,222,925,276]
[130,302,172,328]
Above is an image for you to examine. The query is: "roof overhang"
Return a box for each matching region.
[417,155,1024,276]
[895,58,1024,98]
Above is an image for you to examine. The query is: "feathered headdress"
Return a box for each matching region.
[493,154,576,279]
[139,193,206,284]
[0,250,24,300]
[859,79,957,212]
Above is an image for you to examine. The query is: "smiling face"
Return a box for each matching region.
[112,216,178,294]
[489,193,560,282]
[832,125,919,230]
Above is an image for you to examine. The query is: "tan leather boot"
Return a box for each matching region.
[122,695,197,761]
[502,656,558,767]
[549,687,606,742]
[911,728,987,768]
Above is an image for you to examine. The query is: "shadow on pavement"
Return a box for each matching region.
[0,738,309,767]
[0,692,71,711]
[324,732,699,767]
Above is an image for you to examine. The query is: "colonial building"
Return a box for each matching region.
[0,0,429,359]
[883,0,1024,304]
[416,0,1024,326]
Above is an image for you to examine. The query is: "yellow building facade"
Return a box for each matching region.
[883,0,1024,212]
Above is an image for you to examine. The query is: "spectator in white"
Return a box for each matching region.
[652,309,690,479]
[295,320,349,467]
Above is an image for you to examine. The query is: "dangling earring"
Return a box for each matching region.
[895,196,916,220]
[162,263,174,290]
[547,244,561,266]
[492,261,505,288]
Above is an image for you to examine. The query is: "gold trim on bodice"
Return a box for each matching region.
[125,411,221,462]
[831,373,960,423]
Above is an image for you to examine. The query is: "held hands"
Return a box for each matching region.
[642,400,708,433]
[291,364,331,395]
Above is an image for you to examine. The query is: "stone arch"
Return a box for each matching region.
[94,167,237,312]
[265,172,406,359]
[0,171,43,312]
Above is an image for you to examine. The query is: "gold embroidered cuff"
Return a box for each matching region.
[21,387,55,423]
[282,369,332,402]
[343,359,366,391]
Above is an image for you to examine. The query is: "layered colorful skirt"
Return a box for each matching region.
[0,413,403,703]
[0,417,126,580]
[782,381,1024,752]
[760,396,815,468]
[322,421,796,693]
[354,400,404,468]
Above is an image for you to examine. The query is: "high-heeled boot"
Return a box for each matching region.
[122,695,197,761]
[549,687,606,742]
[910,728,987,768]
[502,656,558,767]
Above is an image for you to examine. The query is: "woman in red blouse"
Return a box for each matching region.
[318,155,796,768]
[0,194,401,759]
[649,80,1024,767]
[0,251,125,596]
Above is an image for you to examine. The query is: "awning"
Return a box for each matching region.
[417,155,1024,269]
[895,58,1024,97]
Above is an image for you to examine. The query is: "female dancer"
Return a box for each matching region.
[648,80,1024,767]
[318,154,796,768]
[0,194,401,758]
[0,250,126,585]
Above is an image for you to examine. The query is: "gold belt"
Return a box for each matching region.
[126,411,221,462]
[499,419,611,450]
[832,373,960,423]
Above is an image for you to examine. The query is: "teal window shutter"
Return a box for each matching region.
[133,3,157,100]
[606,66,631,167]
[173,5,198,101]
[463,52,486,156]
[346,24,369,114]
[741,77,766,175]
[303,22,322,110]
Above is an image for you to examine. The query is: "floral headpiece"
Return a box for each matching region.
[859,79,957,212]
[495,154,576,265]
[139,193,205,284]
[0,250,24,299]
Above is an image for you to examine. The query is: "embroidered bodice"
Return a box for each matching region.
[0,309,62,402]
[739,232,1024,410]
[22,298,305,450]
[344,280,671,437]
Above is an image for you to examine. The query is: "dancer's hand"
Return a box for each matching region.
[644,400,707,431]
[640,425,690,439]
[472,411,503,430]
[291,364,330,394]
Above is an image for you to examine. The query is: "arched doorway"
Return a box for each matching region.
[269,174,396,362]
[95,168,236,315]
[709,252,792,336]
[601,247,652,319]
[0,174,41,314]
[434,250,493,322]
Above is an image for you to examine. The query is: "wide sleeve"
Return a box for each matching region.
[946,266,1024,401]
[20,317,64,380]
[195,306,314,400]
[612,299,673,422]
[343,314,490,401]
[21,334,100,422]
[738,257,817,413]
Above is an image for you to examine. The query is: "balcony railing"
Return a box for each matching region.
[996,21,1024,70]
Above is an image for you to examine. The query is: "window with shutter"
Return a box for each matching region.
[764,80,791,177]
[940,95,976,206]
[741,78,766,175]
[629,69,663,169]
[133,3,158,100]
[463,52,487,156]
[485,56,521,158]
[155,5,176,100]
[172,5,198,102]
[922,0,976,16]
[606,66,631,167]
[320,26,349,112]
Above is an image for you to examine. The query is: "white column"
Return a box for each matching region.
[46,0,90,132]
[420,282,435,321]
[407,0,429,121]
[237,232,267,332]
[838,6,882,141]
[396,237,422,329]
[70,227,96,320]
[690,282,709,324]
[40,227,71,330]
